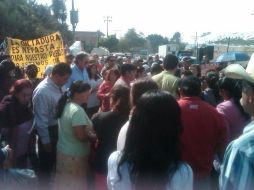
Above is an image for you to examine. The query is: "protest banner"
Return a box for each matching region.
[7,32,66,77]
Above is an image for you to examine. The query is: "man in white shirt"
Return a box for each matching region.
[33,63,71,189]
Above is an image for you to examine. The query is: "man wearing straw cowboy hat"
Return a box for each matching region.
[220,53,254,190]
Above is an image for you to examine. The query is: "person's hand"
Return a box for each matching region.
[213,159,221,172]
[43,143,52,153]
[105,92,110,98]
[2,145,13,168]
[5,145,13,161]
[85,126,97,143]
[88,131,97,143]
[2,145,13,161]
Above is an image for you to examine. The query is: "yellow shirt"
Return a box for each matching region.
[152,70,179,98]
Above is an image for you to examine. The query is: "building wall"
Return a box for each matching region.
[74,31,104,47]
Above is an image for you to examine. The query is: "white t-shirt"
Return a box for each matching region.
[107,151,193,190]
[87,78,103,108]
[117,121,129,151]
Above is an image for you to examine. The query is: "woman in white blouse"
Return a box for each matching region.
[107,90,193,190]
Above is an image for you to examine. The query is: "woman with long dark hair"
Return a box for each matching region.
[92,85,130,190]
[54,81,96,190]
[87,63,103,118]
[108,91,193,190]
[216,77,249,141]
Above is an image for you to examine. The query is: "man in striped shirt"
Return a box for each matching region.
[220,79,254,190]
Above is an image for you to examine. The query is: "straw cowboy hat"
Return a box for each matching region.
[224,53,254,84]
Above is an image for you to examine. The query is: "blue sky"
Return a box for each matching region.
[37,0,254,43]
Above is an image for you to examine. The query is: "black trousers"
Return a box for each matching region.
[37,125,58,189]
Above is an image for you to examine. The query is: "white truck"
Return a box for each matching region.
[158,44,179,58]
[91,47,110,56]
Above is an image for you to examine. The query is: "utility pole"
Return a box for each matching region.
[227,37,230,52]
[96,30,100,48]
[195,32,198,58]
[70,0,79,40]
[104,16,112,37]
[71,0,75,34]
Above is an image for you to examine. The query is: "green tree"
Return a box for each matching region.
[51,0,67,24]
[0,0,71,43]
[99,35,119,52]
[146,34,169,53]
[169,32,187,51]
[170,32,181,44]
[118,28,147,52]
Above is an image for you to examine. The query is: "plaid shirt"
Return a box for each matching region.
[220,121,254,190]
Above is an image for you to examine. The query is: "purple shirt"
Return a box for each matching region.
[216,98,246,141]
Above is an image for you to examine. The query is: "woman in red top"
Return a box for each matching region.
[97,69,119,112]
[0,79,33,168]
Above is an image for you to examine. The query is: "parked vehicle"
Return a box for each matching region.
[91,47,109,56]
[176,50,193,61]
[158,44,179,58]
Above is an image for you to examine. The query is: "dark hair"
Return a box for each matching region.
[219,78,249,119]
[25,64,38,79]
[136,66,144,73]
[0,55,11,63]
[87,63,100,80]
[163,54,178,70]
[181,70,193,78]
[9,79,32,95]
[189,64,201,77]
[206,71,219,88]
[116,57,123,65]
[56,81,91,118]
[88,59,96,64]
[110,85,130,116]
[51,63,72,76]
[179,76,201,97]
[74,52,89,65]
[205,71,220,102]
[0,59,15,79]
[105,69,120,81]
[66,53,74,59]
[118,90,183,189]
[120,64,137,76]
[14,66,25,79]
[106,55,115,62]
[150,63,163,76]
[134,59,143,66]
[131,78,159,106]
[218,77,241,98]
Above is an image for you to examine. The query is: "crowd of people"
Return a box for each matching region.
[0,51,253,190]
